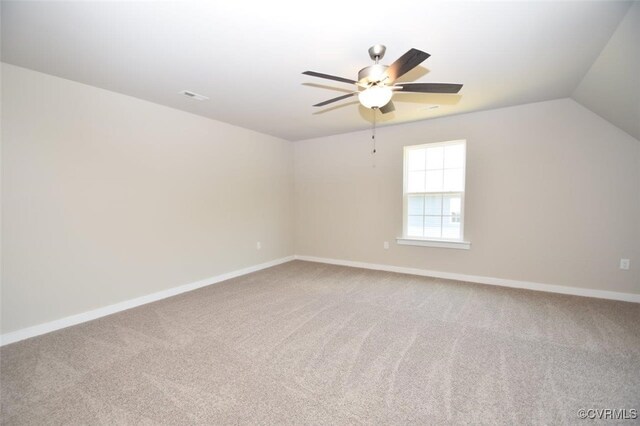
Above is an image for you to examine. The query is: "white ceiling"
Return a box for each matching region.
[1,1,634,141]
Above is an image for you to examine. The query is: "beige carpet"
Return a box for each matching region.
[1,260,639,425]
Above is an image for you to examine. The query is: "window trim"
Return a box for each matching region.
[401,140,469,248]
[396,237,471,250]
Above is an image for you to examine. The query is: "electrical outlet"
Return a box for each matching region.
[256,242,261,250]
[384,241,389,250]
[620,258,630,270]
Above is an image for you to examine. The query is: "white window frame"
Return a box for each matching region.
[397,140,471,250]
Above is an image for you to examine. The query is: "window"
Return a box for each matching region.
[399,140,469,249]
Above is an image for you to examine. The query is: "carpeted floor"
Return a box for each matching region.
[1,260,639,425]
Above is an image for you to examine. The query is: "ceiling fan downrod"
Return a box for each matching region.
[359,45,389,86]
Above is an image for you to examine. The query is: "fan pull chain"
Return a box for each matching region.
[372,108,377,154]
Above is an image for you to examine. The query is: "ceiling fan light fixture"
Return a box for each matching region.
[358,86,393,109]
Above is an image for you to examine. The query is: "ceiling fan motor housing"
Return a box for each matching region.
[358,64,389,86]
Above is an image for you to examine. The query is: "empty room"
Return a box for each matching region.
[1,0,639,424]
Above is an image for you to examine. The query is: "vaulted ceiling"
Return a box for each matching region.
[2,1,637,141]
[572,1,639,141]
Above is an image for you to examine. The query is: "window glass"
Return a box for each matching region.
[403,140,466,241]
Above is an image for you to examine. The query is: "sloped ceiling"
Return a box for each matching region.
[572,1,640,141]
[1,1,635,141]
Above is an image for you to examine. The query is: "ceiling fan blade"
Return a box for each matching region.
[379,101,395,114]
[303,71,357,85]
[386,49,430,82]
[395,83,463,94]
[313,92,356,107]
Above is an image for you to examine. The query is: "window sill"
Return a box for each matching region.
[396,238,471,250]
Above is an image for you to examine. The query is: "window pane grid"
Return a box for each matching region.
[405,191,462,239]
[404,140,465,241]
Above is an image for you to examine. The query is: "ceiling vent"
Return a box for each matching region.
[179,90,209,101]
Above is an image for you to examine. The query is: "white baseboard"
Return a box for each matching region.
[294,255,640,303]
[0,256,295,347]
[3,253,637,346]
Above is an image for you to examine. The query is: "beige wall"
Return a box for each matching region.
[294,98,640,294]
[1,63,294,333]
[3,64,639,336]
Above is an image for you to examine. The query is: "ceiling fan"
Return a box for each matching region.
[303,45,463,113]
